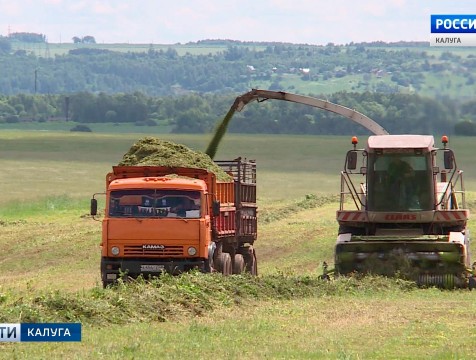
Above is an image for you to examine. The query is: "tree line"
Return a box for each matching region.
[0,40,475,100]
[1,91,476,135]
[1,39,475,135]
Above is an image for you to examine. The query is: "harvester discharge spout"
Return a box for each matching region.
[205,89,389,159]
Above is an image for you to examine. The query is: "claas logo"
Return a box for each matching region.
[385,214,417,221]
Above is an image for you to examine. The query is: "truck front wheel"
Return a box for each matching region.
[102,280,114,288]
[101,272,114,288]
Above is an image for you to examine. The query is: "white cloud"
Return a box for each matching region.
[0,2,22,16]
[1,0,475,44]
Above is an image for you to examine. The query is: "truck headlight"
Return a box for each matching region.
[111,246,120,256]
[187,247,197,256]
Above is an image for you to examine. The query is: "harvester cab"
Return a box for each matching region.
[336,134,472,288]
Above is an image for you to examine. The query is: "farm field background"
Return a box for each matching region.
[6,41,476,99]
[1,130,476,359]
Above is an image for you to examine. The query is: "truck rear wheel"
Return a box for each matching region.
[220,253,232,275]
[251,252,258,275]
[245,249,258,276]
[233,254,245,274]
[468,276,476,290]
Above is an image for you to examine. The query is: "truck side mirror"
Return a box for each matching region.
[90,198,98,216]
[347,151,357,170]
[212,200,220,217]
[444,150,454,169]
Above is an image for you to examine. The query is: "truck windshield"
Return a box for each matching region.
[109,189,201,218]
[367,153,433,211]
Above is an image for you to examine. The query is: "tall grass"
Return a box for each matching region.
[0,195,88,219]
[0,131,353,204]
[0,121,173,133]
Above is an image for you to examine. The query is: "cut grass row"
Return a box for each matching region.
[0,272,417,326]
[1,273,476,359]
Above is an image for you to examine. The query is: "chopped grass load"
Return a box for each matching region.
[118,137,232,181]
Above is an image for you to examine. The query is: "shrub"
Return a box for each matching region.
[5,115,19,123]
[70,124,92,132]
[454,121,476,136]
[145,119,157,126]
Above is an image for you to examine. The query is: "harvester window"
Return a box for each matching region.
[367,154,432,211]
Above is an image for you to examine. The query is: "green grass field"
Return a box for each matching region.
[12,40,475,59]
[10,41,267,57]
[1,130,476,359]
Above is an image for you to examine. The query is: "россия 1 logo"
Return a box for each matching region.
[431,15,476,46]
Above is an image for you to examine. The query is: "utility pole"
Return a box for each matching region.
[34,69,38,93]
[65,96,70,121]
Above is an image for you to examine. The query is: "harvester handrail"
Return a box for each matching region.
[456,170,466,208]
[436,169,465,209]
[340,170,365,211]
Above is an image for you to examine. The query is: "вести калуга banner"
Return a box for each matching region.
[0,323,81,342]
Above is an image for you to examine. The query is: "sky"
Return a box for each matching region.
[1,0,476,45]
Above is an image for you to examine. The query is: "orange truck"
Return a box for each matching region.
[91,158,257,287]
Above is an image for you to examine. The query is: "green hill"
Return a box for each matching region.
[2,40,476,100]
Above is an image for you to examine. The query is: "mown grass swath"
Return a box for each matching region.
[0,272,417,325]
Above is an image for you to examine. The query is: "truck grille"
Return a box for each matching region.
[124,245,184,256]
